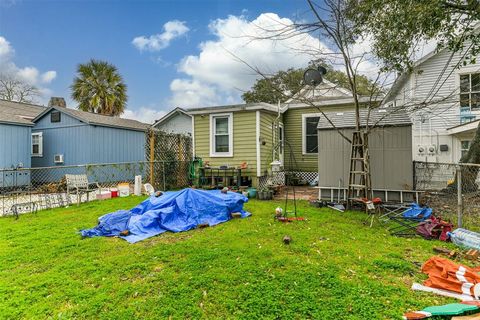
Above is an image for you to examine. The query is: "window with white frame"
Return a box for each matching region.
[31,132,43,157]
[460,73,480,111]
[303,115,320,154]
[210,113,233,156]
[461,140,471,158]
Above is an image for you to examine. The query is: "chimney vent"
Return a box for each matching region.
[48,97,66,108]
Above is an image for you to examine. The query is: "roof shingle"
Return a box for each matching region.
[317,108,411,130]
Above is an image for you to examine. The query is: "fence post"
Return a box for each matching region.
[149,131,155,185]
[457,165,463,228]
[162,161,166,191]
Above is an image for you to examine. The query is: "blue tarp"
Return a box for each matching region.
[80,188,251,243]
[402,203,432,220]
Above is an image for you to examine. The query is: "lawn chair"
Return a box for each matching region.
[386,203,432,237]
[65,174,100,205]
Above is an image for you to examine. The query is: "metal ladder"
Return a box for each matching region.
[347,131,372,207]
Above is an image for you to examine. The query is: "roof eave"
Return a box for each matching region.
[152,107,191,127]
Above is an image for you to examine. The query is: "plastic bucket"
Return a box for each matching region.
[110,188,119,198]
[118,183,130,197]
[247,188,257,198]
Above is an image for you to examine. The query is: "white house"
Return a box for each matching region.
[384,46,480,163]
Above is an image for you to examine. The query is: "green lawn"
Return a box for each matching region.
[0,196,458,319]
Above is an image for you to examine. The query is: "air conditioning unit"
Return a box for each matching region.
[427,144,437,155]
[54,154,64,164]
[417,145,426,155]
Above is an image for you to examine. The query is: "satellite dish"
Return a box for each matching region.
[303,68,323,86]
[317,66,327,75]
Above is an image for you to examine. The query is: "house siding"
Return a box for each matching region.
[387,47,480,163]
[155,112,192,135]
[0,123,31,169]
[259,111,279,175]
[32,110,145,167]
[283,105,356,171]
[194,111,258,185]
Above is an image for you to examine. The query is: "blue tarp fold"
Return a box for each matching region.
[81,188,251,243]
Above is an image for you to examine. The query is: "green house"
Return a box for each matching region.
[158,80,375,188]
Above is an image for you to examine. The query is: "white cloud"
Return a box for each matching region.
[168,13,330,108]
[16,66,39,84]
[0,36,57,102]
[132,20,189,52]
[0,36,13,59]
[41,70,57,83]
[122,107,166,124]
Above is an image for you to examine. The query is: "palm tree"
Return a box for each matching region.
[71,59,127,116]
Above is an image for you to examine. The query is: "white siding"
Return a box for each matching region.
[155,113,192,135]
[388,47,480,163]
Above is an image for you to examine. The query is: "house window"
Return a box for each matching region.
[51,111,61,123]
[461,140,471,158]
[210,113,233,157]
[303,115,320,154]
[32,132,43,157]
[460,73,480,111]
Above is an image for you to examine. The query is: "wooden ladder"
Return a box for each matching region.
[347,131,372,207]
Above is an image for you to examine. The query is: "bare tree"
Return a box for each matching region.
[231,0,466,198]
[0,73,40,103]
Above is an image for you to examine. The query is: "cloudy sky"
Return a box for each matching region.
[0,0,381,123]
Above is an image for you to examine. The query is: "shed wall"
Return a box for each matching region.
[317,126,413,190]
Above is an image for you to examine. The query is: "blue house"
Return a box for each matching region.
[0,100,46,186]
[0,100,46,169]
[31,105,149,167]
[1,99,150,169]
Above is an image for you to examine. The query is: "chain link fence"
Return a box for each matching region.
[414,161,480,231]
[0,160,191,217]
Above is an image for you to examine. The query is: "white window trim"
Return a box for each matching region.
[456,69,480,113]
[210,113,233,157]
[31,132,43,157]
[302,113,321,155]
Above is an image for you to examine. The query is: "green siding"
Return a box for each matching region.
[283,105,355,171]
[283,107,319,171]
[259,111,279,176]
[194,111,258,184]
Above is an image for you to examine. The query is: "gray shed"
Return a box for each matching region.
[317,109,413,194]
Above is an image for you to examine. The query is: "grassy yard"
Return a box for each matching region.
[0,196,459,319]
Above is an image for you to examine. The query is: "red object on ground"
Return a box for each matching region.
[422,256,480,297]
[110,189,119,197]
[416,216,453,241]
[402,311,432,319]
[359,197,382,204]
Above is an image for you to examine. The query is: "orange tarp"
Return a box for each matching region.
[422,257,480,298]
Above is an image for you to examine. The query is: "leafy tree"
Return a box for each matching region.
[349,0,480,72]
[350,0,480,188]
[71,59,127,116]
[0,73,39,103]
[242,63,380,104]
[242,68,304,104]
